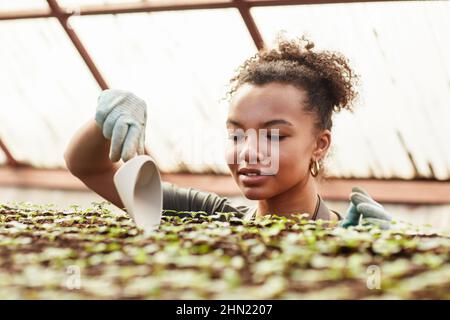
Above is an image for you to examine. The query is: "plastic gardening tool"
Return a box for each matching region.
[114,155,163,232]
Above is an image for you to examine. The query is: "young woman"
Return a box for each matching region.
[64,36,391,228]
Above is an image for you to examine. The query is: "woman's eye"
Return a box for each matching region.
[228,134,286,142]
[267,135,286,140]
[228,134,244,142]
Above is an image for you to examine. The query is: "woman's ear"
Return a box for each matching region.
[313,129,331,159]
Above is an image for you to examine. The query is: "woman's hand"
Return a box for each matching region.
[340,187,392,230]
[95,89,147,162]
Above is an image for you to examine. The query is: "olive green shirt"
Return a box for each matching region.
[162,182,342,221]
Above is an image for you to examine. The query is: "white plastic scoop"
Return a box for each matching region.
[113,155,163,232]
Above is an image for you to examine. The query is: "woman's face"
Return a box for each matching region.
[225,82,330,200]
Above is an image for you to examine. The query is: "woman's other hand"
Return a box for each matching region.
[340,186,392,230]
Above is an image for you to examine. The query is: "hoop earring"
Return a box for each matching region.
[310,159,321,177]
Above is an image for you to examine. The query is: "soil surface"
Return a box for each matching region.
[0,203,449,299]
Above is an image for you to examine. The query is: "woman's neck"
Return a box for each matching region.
[256,175,319,219]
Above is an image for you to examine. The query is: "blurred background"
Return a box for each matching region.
[0,0,449,232]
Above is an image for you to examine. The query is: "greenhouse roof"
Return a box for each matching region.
[0,0,449,181]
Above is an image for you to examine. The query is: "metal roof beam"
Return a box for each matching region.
[234,0,264,50]
[0,0,412,21]
[0,9,52,20]
[0,139,25,167]
[0,166,449,205]
[46,0,109,90]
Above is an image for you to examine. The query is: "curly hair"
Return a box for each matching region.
[227,34,359,180]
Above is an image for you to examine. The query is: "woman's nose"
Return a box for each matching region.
[238,134,266,165]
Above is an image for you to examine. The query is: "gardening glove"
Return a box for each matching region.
[95,89,147,162]
[340,186,392,230]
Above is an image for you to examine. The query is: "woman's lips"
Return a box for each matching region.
[238,173,271,186]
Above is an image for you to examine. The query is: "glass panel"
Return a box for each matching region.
[58,0,144,6]
[0,0,48,11]
[252,1,450,179]
[58,0,231,7]
[70,9,256,172]
[0,18,101,168]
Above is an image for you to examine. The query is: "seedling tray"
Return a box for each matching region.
[0,203,449,299]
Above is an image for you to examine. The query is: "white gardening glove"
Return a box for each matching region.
[95,89,147,162]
